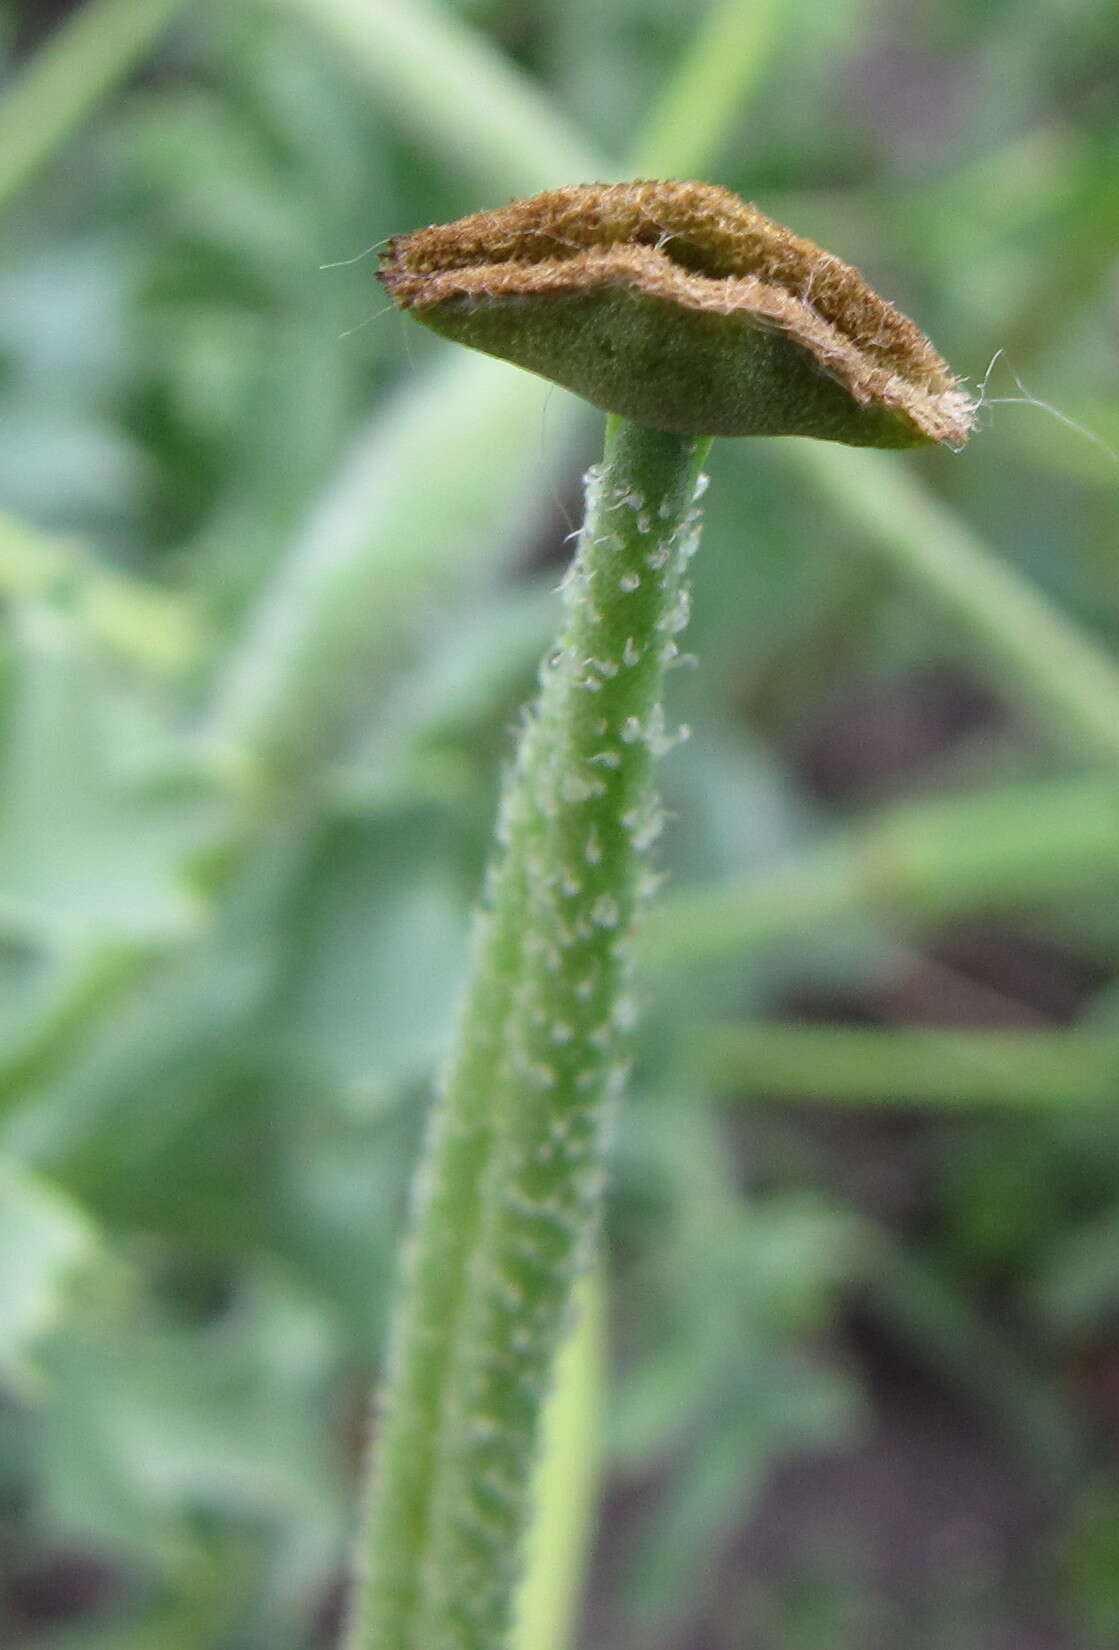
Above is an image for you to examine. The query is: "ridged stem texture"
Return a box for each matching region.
[344,417,710,1650]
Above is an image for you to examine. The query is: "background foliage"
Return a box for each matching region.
[1,1,1118,1646]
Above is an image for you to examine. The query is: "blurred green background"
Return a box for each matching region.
[1,0,1118,1646]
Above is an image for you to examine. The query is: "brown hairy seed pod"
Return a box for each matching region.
[379,180,976,449]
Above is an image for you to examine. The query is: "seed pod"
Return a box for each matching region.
[379,181,975,450]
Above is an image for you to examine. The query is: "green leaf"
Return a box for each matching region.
[29,1267,344,1590]
[0,606,226,946]
[268,810,468,1097]
[0,1155,98,1395]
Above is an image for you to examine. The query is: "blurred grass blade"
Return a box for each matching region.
[1029,1204,1119,1340]
[793,443,1119,763]
[207,353,564,778]
[270,0,598,193]
[0,0,188,213]
[642,776,1119,971]
[0,946,149,1119]
[702,1024,1119,1107]
[628,0,786,178]
[863,1228,1084,1484]
[269,0,786,198]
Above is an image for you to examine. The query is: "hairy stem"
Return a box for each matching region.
[344,419,709,1650]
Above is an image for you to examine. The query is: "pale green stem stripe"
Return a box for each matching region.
[703,1024,1119,1107]
[0,0,187,213]
[793,444,1119,763]
[511,1266,604,1650]
[344,421,709,1650]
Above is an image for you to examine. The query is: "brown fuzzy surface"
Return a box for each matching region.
[379,182,975,448]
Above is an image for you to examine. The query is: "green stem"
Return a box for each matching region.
[702,1024,1119,1108]
[344,420,709,1650]
[641,775,1119,973]
[0,0,187,214]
